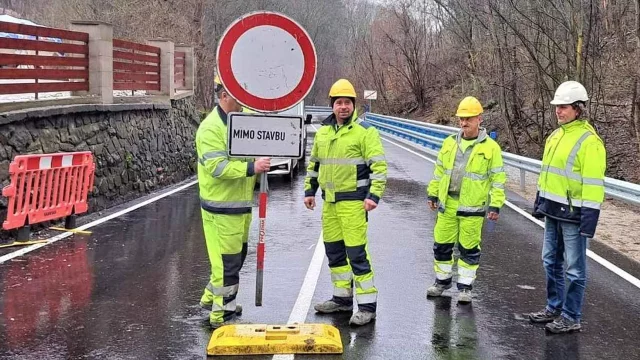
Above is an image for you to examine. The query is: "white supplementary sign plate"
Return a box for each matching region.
[364,90,377,100]
[228,113,303,158]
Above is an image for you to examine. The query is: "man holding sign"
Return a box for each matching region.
[304,79,388,326]
[196,76,271,328]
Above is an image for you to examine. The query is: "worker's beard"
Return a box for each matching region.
[337,111,353,122]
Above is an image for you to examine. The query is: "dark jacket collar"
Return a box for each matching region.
[216,106,228,125]
[321,112,355,127]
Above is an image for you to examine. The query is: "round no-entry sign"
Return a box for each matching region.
[216,12,317,112]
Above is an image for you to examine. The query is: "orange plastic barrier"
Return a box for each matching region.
[2,151,95,231]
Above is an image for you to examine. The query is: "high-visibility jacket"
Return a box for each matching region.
[196,106,256,214]
[304,111,387,203]
[427,129,506,215]
[533,119,606,238]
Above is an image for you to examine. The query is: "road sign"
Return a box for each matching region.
[227,112,303,158]
[217,11,317,112]
[364,90,377,100]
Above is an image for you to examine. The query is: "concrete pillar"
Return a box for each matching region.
[147,39,174,99]
[70,21,113,104]
[175,45,195,91]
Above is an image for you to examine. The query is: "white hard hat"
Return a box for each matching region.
[550,81,589,105]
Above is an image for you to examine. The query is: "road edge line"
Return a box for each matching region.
[0,179,199,264]
[273,232,324,360]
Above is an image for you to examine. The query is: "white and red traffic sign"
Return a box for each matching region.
[216,11,317,112]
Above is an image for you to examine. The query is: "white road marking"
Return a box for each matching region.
[0,179,199,264]
[273,232,325,360]
[382,136,640,289]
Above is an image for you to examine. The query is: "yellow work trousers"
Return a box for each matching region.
[199,210,251,324]
[322,200,377,312]
[433,196,484,290]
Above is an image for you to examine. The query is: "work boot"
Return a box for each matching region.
[457,289,472,304]
[426,282,452,298]
[314,299,353,313]
[545,316,581,334]
[209,306,244,329]
[349,311,376,326]
[528,308,560,323]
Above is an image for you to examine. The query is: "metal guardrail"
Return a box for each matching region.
[304,105,333,116]
[364,112,640,206]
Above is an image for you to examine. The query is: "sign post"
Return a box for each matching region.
[364,90,377,113]
[216,11,317,307]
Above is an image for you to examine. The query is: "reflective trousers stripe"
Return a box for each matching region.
[334,287,353,297]
[435,262,453,280]
[307,170,319,177]
[355,279,375,291]
[369,173,386,181]
[211,301,237,312]
[331,272,353,282]
[457,266,477,285]
[206,282,239,297]
[356,293,377,304]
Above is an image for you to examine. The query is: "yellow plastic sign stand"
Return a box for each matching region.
[0,239,48,249]
[207,323,343,356]
[49,227,92,235]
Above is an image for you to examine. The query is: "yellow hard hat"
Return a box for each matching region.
[455,96,483,117]
[214,74,223,92]
[329,79,357,99]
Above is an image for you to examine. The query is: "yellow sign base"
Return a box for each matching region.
[0,239,49,249]
[49,227,92,235]
[207,323,343,356]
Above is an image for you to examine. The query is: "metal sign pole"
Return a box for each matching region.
[256,172,268,306]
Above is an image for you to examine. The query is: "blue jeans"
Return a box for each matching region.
[542,217,588,323]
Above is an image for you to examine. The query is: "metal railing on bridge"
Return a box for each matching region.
[304,105,333,117]
[363,112,640,207]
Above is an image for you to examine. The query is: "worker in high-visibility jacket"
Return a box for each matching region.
[196,76,271,328]
[426,96,506,304]
[527,81,606,334]
[303,79,387,326]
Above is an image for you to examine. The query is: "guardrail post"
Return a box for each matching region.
[175,45,195,92]
[147,39,175,99]
[520,169,526,192]
[70,21,114,104]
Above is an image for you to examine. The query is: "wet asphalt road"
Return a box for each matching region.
[0,126,640,359]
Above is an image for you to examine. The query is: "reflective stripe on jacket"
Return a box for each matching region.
[427,128,506,216]
[304,111,387,203]
[196,106,256,214]
[533,119,606,237]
